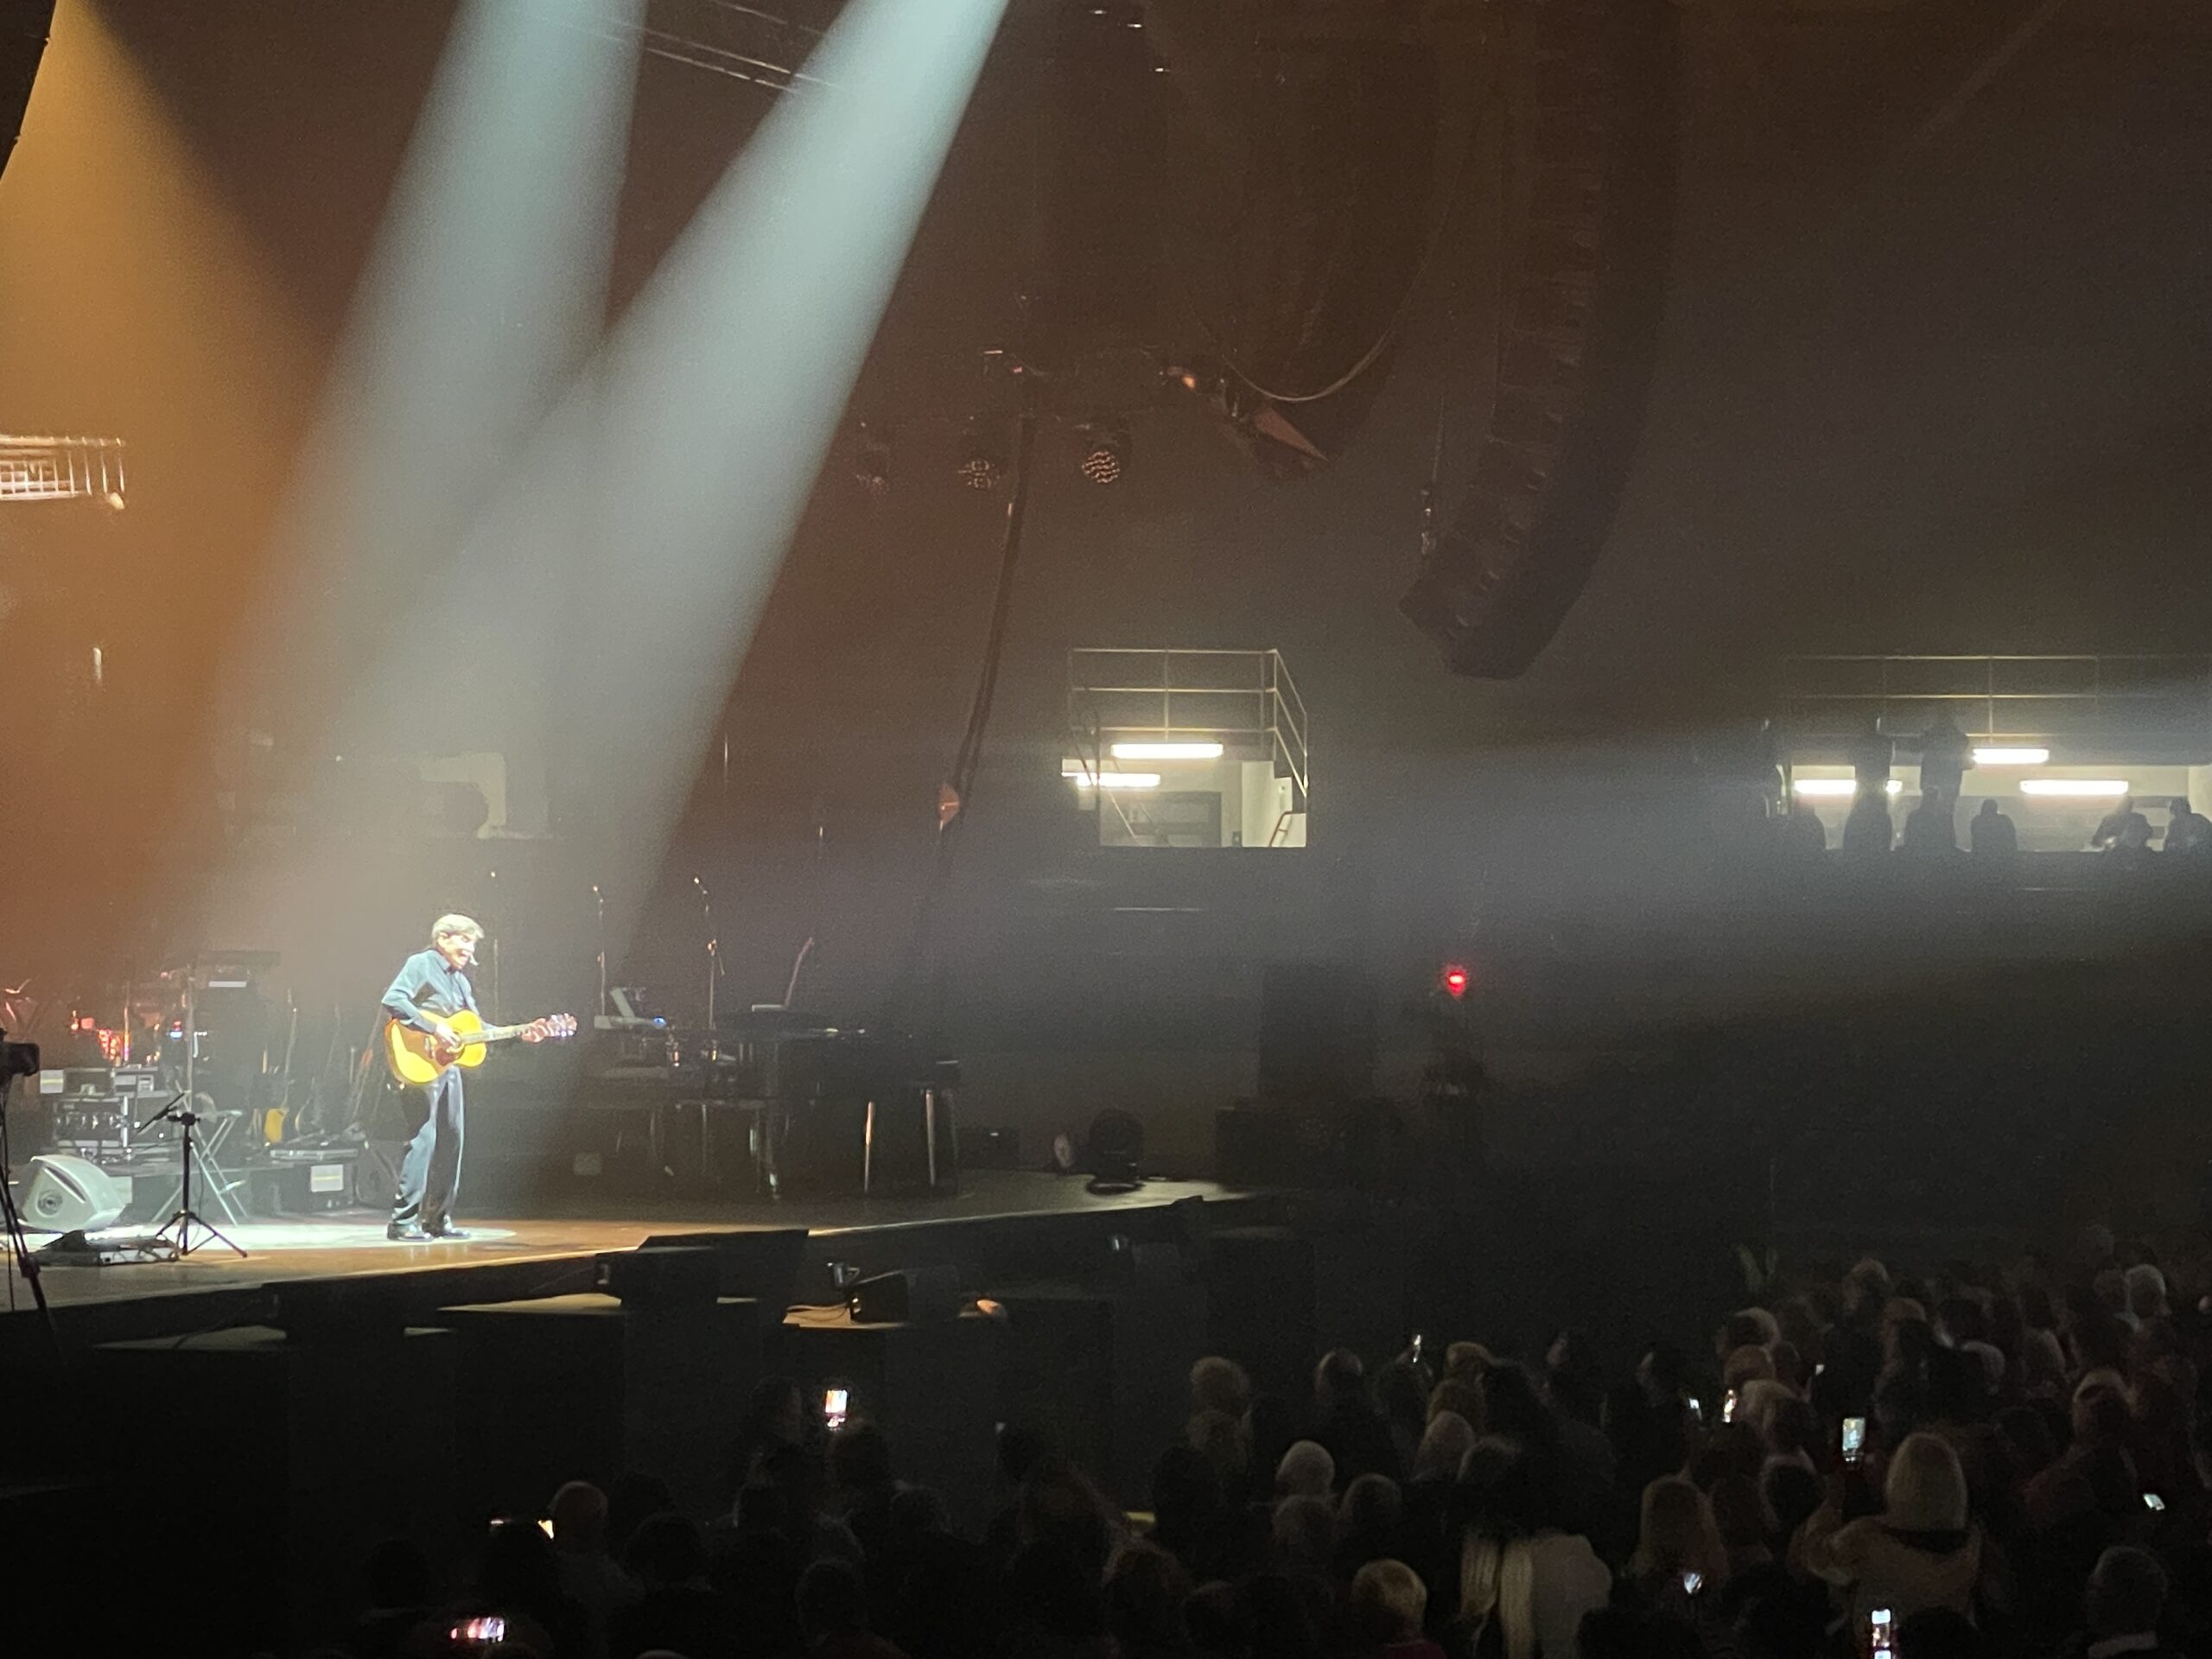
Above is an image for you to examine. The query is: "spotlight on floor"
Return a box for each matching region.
[957,413,1009,491]
[1077,417,1129,486]
[853,421,893,496]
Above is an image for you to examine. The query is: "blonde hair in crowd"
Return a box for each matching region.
[1459,1535,1538,1659]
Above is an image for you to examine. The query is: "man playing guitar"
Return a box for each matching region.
[381,913,550,1241]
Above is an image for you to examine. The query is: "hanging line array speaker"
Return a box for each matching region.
[0,1,54,188]
[1402,0,1680,678]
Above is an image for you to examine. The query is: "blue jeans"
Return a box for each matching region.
[392,1065,465,1226]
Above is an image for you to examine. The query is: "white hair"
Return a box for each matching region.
[1274,1440,1336,1500]
[2123,1263,2168,1319]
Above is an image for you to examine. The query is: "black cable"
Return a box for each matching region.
[944,402,1041,825]
[886,401,1040,1027]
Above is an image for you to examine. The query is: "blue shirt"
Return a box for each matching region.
[382,948,480,1034]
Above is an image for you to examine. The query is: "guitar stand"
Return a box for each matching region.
[137,1093,246,1259]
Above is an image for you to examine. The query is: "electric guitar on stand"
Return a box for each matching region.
[383,1008,577,1086]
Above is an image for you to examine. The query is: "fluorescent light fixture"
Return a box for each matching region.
[2018,779,2129,798]
[1065,770,1160,790]
[1974,747,2049,766]
[1790,779,1905,798]
[1109,741,1224,761]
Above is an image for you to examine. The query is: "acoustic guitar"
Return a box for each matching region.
[384,1007,577,1086]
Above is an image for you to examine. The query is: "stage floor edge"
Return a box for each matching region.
[1,1171,1280,1339]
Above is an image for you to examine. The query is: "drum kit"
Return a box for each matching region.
[29,952,285,1253]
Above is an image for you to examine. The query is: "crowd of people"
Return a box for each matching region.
[1788,787,2212,862]
[311,1227,2212,1659]
[1766,714,2212,861]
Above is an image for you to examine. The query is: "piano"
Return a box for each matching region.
[687,1007,959,1198]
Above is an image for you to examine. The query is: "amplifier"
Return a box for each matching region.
[246,1152,359,1215]
[50,1092,168,1154]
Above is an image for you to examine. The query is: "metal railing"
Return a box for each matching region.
[0,435,127,506]
[1778,654,2212,742]
[1067,646,1309,807]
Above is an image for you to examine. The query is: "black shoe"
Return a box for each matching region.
[386,1220,429,1242]
[422,1222,472,1240]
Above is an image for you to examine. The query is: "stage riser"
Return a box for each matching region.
[779,1307,1007,1535]
[791,1198,1221,1303]
[90,1325,461,1652]
[993,1277,1208,1509]
[1207,1224,1409,1402]
[435,1294,767,1522]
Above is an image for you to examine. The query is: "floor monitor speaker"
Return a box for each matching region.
[19,1153,130,1231]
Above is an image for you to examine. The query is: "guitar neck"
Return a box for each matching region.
[474,1024,536,1045]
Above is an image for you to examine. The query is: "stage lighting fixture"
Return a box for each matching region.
[1077,418,1129,486]
[853,421,893,496]
[1974,747,2049,766]
[957,414,1010,491]
[2019,779,2129,798]
[1168,354,1227,399]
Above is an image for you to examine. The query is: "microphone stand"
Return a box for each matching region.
[693,876,722,1033]
[138,1087,245,1259]
[486,868,503,1020]
[592,884,607,1020]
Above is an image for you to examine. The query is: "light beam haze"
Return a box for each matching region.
[410,0,1014,959]
[202,0,646,960]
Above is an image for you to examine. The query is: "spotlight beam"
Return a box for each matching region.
[201,0,647,950]
[246,0,646,745]
[452,0,1013,918]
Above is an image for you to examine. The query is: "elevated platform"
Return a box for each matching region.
[1,1170,1277,1349]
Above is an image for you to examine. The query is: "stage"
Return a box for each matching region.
[1,1169,1281,1341]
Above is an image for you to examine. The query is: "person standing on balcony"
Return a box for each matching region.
[1850,717,1893,797]
[1841,785,1895,859]
[1916,713,1972,825]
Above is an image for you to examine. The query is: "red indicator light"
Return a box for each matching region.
[1440,964,1470,999]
